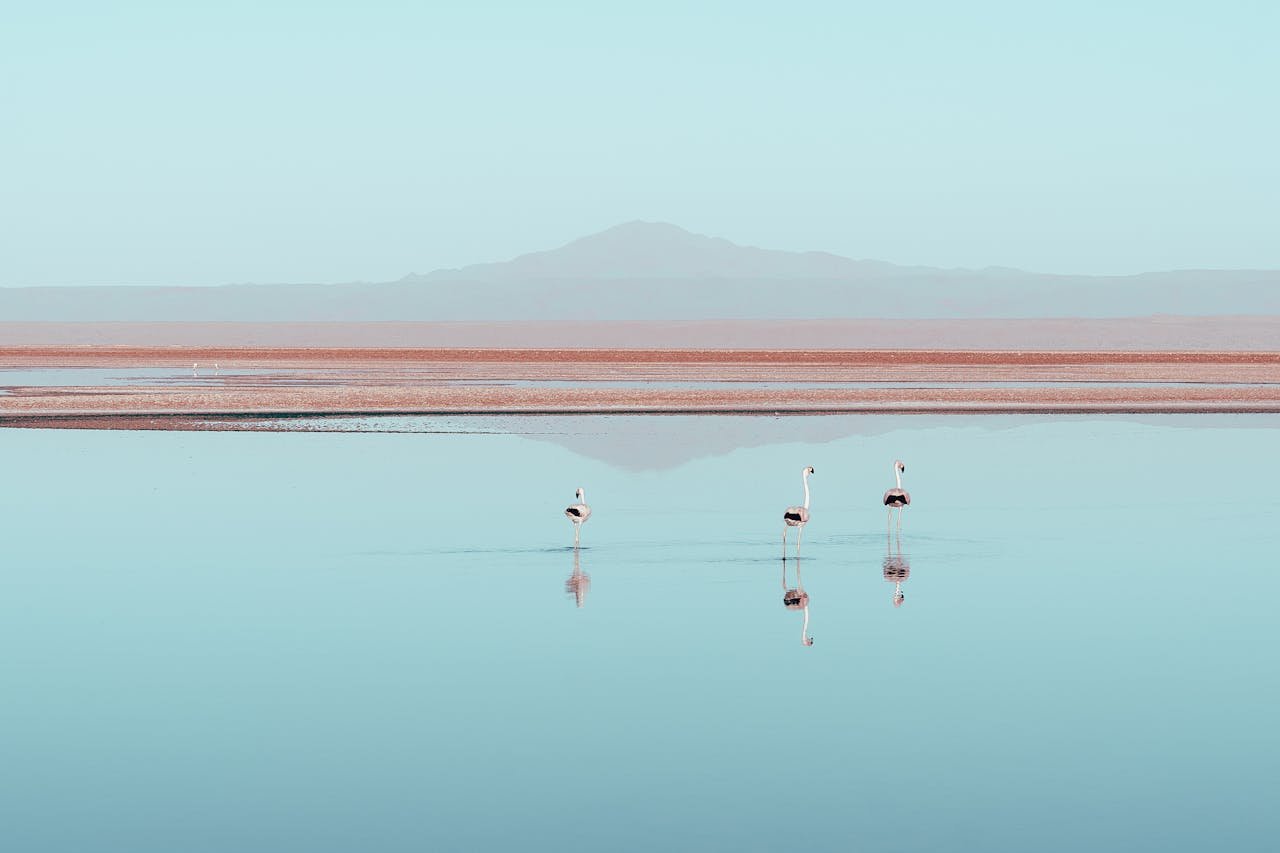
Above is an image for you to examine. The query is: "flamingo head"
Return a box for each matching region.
[893,591,905,607]
[895,460,905,473]
[575,488,584,500]
[804,466,815,476]
[804,636,814,646]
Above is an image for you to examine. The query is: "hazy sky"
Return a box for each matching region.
[3,1,1277,286]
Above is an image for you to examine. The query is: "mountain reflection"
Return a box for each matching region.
[565,547,591,608]
[781,558,814,646]
[884,531,910,608]
[523,415,955,471]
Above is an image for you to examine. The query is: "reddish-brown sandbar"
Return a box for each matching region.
[4,347,1280,384]
[3,347,1280,427]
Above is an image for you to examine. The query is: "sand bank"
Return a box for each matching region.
[3,347,1280,427]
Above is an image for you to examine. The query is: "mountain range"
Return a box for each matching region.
[3,221,1278,321]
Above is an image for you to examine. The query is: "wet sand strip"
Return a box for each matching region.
[5,382,1280,428]
[4,348,1280,428]
[4,347,1280,385]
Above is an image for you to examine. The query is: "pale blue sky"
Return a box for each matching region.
[2,1,1276,286]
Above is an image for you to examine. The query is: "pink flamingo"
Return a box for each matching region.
[782,466,814,559]
[565,487,591,546]
[883,460,911,532]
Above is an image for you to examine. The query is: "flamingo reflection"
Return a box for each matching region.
[883,530,911,608]
[564,548,591,608]
[782,557,815,646]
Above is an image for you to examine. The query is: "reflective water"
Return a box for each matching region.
[0,367,282,387]
[2,416,1277,852]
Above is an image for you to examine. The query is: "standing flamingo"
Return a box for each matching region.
[782,557,815,646]
[782,466,814,559]
[565,487,591,546]
[883,460,910,531]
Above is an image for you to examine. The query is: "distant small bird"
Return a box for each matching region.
[883,459,911,531]
[565,487,591,546]
[192,362,198,377]
[782,466,814,559]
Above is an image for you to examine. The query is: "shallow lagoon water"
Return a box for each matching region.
[2,416,1278,852]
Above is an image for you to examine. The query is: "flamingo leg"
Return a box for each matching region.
[796,524,804,558]
[782,526,788,560]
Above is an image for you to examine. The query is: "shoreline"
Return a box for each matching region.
[6,403,1280,433]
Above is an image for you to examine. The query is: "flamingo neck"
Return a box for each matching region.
[895,467,902,490]
[802,472,811,510]
[801,606,811,645]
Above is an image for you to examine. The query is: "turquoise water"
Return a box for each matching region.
[2,416,1277,852]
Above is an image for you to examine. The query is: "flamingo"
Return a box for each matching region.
[883,460,910,531]
[782,466,814,559]
[565,487,591,546]
[782,557,814,646]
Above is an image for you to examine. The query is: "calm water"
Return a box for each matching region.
[0,367,284,388]
[2,416,1278,852]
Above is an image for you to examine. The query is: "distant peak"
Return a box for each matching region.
[601,219,687,233]
[423,222,915,282]
[566,220,715,246]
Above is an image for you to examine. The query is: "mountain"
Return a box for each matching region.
[2,222,1279,321]
[413,221,929,282]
